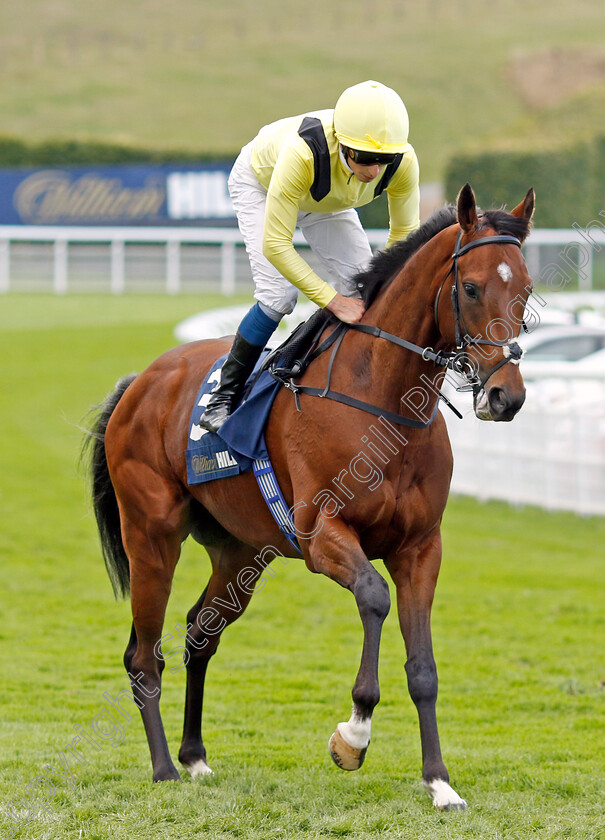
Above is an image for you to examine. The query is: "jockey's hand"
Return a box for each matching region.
[325,293,366,324]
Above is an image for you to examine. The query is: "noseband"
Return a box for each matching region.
[433,230,525,391]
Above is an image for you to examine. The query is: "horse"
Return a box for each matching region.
[83,183,535,810]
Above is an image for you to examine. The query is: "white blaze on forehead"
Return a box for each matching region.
[497,262,513,283]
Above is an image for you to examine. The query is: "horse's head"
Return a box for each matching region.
[436,183,535,422]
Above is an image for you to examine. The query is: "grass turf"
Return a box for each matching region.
[0,293,604,839]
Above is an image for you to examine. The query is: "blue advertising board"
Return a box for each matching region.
[0,162,238,226]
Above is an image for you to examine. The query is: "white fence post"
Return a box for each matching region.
[220,241,236,296]
[579,247,594,292]
[166,240,181,294]
[53,239,68,294]
[110,239,125,294]
[0,239,9,293]
[525,241,541,284]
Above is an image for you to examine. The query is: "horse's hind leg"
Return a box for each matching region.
[384,531,467,811]
[121,515,185,782]
[178,538,262,777]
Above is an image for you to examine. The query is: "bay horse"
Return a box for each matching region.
[83,184,535,810]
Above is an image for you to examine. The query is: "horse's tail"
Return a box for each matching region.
[81,374,137,599]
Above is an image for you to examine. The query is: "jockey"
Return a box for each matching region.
[200,79,420,433]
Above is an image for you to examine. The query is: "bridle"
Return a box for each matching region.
[433,229,526,391]
[270,229,528,429]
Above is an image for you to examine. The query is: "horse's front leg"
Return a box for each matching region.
[384,529,467,811]
[305,519,391,771]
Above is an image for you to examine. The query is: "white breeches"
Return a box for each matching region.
[228,141,373,316]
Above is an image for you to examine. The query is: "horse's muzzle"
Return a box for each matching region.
[473,384,526,422]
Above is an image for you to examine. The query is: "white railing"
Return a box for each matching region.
[0,226,386,295]
[443,370,605,517]
[0,225,251,295]
[0,224,603,295]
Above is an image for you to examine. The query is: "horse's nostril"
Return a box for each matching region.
[488,386,525,421]
[488,387,508,415]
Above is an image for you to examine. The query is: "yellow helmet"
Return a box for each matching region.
[333,80,411,155]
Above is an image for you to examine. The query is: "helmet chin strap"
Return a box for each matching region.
[339,146,357,185]
[339,145,354,171]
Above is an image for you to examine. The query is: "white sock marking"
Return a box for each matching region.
[187,758,213,778]
[337,709,371,749]
[423,778,467,810]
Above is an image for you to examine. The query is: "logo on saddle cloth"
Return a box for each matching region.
[190,449,238,476]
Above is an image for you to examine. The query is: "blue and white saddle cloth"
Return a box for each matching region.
[185,352,301,554]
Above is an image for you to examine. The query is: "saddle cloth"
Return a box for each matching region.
[185,352,302,555]
[185,350,280,485]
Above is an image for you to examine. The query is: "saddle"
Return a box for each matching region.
[260,308,336,382]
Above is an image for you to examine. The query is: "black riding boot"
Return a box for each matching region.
[199,332,263,434]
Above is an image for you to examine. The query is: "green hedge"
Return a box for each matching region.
[0,135,236,167]
[445,138,602,228]
[363,138,604,230]
[357,192,389,230]
[594,136,605,218]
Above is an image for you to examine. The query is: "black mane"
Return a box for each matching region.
[353,206,457,307]
[354,205,531,308]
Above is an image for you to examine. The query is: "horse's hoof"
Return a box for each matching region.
[442,802,467,812]
[185,758,213,779]
[152,766,181,782]
[423,779,467,811]
[328,725,368,771]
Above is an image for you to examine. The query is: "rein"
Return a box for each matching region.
[271,230,526,428]
[279,322,443,428]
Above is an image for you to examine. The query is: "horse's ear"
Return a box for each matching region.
[457,183,479,233]
[510,187,535,224]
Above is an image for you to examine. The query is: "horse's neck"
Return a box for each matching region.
[355,244,450,409]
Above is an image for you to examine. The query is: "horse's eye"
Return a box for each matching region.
[463,283,479,300]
